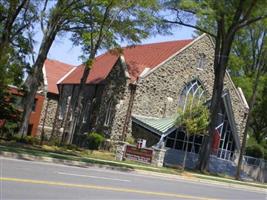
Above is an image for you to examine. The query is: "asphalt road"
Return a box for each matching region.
[0,157,266,200]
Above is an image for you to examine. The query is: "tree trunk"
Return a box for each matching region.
[235,65,261,180]
[40,98,49,145]
[121,84,137,141]
[197,33,234,171]
[18,25,59,136]
[182,132,189,171]
[67,66,91,144]
[17,80,37,136]
[67,50,99,144]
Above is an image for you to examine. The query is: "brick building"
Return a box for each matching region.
[7,85,45,136]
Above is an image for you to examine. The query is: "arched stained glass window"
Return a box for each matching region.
[179,80,206,112]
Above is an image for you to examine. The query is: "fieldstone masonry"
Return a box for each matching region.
[95,59,131,140]
[107,35,247,145]
[115,141,128,161]
[38,96,58,137]
[50,34,247,153]
[152,146,166,167]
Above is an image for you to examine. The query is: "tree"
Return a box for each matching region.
[251,78,267,144]
[18,0,89,136]
[162,0,267,172]
[0,0,37,87]
[227,20,267,179]
[176,99,209,170]
[66,0,164,144]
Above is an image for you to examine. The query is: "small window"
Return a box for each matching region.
[197,53,206,69]
[104,99,113,126]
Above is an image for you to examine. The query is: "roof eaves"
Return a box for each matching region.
[225,71,249,110]
[141,34,207,79]
[57,66,77,85]
[132,116,163,136]
[119,55,130,79]
[222,92,240,149]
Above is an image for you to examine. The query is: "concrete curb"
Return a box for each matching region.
[0,151,266,192]
[0,151,135,172]
[135,170,266,192]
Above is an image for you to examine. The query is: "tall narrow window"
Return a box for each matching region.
[197,53,206,69]
[178,80,206,112]
[104,99,113,126]
[59,96,71,120]
[83,101,91,123]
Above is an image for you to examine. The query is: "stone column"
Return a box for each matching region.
[152,146,166,167]
[115,141,128,161]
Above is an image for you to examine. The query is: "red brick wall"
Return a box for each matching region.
[29,94,45,136]
[8,86,45,136]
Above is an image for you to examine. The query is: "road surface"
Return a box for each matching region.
[0,157,265,199]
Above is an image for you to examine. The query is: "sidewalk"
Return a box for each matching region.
[0,149,266,191]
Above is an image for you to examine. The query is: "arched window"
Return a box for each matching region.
[104,99,113,126]
[178,80,206,112]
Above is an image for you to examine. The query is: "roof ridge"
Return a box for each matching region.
[46,58,74,67]
[122,39,193,49]
[79,39,193,64]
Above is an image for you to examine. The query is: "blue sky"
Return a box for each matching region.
[35,26,194,66]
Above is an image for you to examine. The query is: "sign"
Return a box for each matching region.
[124,145,153,164]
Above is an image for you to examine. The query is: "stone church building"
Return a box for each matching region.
[49,34,249,164]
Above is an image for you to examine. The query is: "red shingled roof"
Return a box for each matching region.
[60,39,193,85]
[44,59,74,94]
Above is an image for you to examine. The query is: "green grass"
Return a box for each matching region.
[0,141,266,189]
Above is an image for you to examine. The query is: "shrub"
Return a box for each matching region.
[65,144,79,150]
[245,144,264,158]
[47,137,61,146]
[2,121,18,139]
[126,135,135,144]
[86,132,104,151]
[13,135,40,145]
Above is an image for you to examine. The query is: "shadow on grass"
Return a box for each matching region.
[0,143,135,173]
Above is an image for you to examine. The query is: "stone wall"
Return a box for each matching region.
[95,59,131,140]
[223,73,248,143]
[132,35,215,119]
[52,35,247,147]
[130,35,247,142]
[37,95,58,137]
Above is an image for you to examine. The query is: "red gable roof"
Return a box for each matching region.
[44,59,74,94]
[60,39,193,85]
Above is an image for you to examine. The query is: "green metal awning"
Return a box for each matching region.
[132,114,179,136]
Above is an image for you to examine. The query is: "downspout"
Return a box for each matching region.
[121,83,137,141]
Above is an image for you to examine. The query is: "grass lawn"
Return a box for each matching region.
[0,140,266,189]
